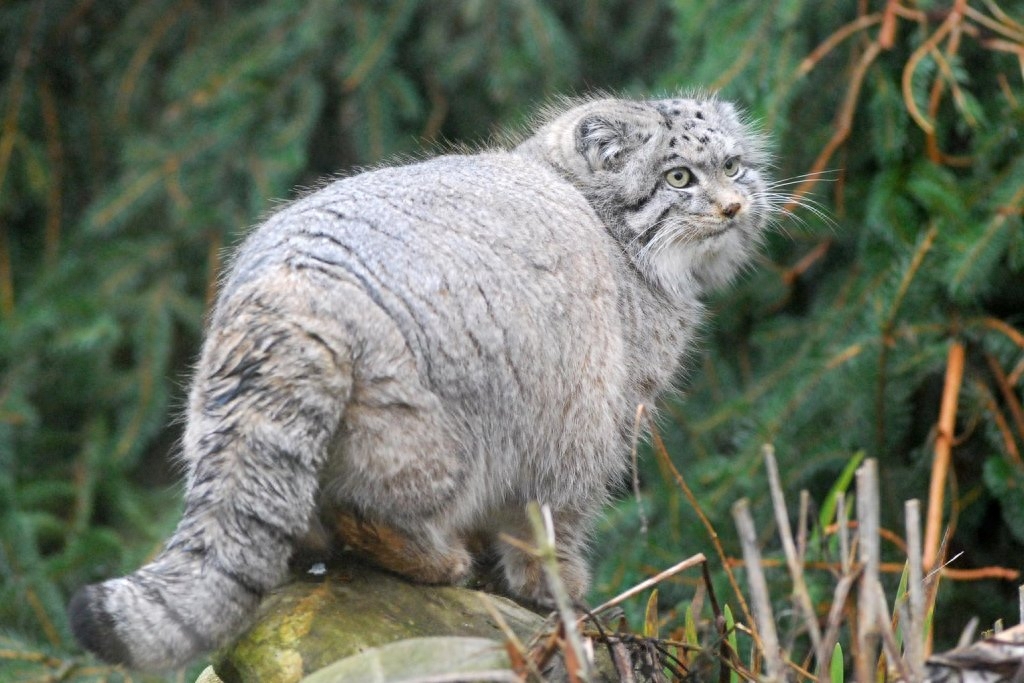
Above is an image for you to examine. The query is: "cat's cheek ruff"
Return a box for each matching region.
[642,220,756,297]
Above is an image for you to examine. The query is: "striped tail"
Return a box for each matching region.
[69,270,352,670]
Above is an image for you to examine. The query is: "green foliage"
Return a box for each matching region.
[831,642,845,683]
[2,0,1023,680]
[983,455,1024,543]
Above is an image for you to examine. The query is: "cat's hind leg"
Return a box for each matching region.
[327,510,473,585]
[318,323,478,585]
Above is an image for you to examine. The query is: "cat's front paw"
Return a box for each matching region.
[501,550,590,608]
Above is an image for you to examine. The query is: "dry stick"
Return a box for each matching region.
[905,499,926,682]
[478,594,546,682]
[872,585,912,682]
[922,13,972,168]
[901,2,963,134]
[731,499,785,682]
[788,39,883,206]
[984,352,1024,458]
[728,556,918,575]
[976,378,1023,466]
[819,568,863,677]
[924,341,966,571]
[879,0,900,49]
[796,490,810,565]
[699,561,733,683]
[972,0,1024,41]
[610,641,635,683]
[921,529,953,659]
[646,424,758,646]
[762,446,825,668]
[837,494,851,576]
[942,566,1019,580]
[855,459,882,683]
[955,616,979,649]
[587,554,707,619]
[577,604,632,681]
[797,12,884,75]
[526,503,591,683]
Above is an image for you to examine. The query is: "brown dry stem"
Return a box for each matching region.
[924,341,966,571]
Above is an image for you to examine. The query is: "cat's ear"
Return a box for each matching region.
[575,115,635,172]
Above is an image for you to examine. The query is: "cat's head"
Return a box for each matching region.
[518,95,772,297]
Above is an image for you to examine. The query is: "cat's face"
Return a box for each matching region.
[527,96,771,297]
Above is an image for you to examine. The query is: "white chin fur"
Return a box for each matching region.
[645,228,750,297]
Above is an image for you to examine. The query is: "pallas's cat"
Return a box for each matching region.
[70,94,772,671]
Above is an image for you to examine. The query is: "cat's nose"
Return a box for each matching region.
[722,202,741,219]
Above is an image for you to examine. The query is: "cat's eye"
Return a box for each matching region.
[723,157,741,177]
[664,167,694,188]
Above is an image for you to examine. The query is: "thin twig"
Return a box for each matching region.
[587,554,706,619]
[873,584,912,682]
[901,4,963,134]
[905,499,926,682]
[478,594,546,681]
[731,499,785,682]
[924,341,965,571]
[941,566,1020,581]
[789,40,883,205]
[646,422,758,646]
[798,12,884,74]
[819,568,863,677]
[797,490,810,565]
[855,459,881,683]
[762,445,824,662]
[985,352,1024,458]
[837,494,851,576]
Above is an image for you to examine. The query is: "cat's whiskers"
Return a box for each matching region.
[763,170,838,190]
[753,187,835,235]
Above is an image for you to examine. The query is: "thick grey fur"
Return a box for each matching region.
[68,94,771,671]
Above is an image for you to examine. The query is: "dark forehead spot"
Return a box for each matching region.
[695,110,704,119]
[668,137,677,148]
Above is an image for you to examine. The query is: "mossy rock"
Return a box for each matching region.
[206,562,550,682]
[300,636,518,683]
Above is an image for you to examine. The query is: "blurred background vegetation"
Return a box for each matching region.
[1,0,1022,680]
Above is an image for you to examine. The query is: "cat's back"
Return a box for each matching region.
[227,151,613,298]
[217,151,627,424]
